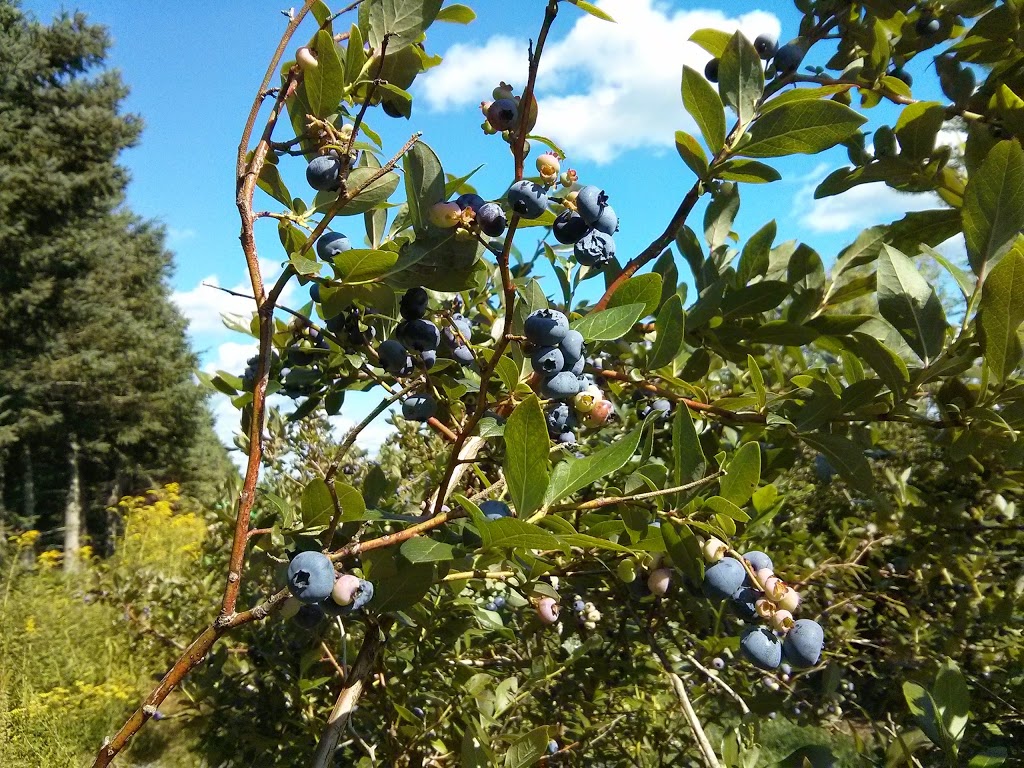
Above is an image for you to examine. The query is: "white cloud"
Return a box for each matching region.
[419,0,781,163]
[795,176,942,234]
[167,226,197,244]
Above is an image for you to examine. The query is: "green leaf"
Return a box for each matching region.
[877,244,948,363]
[647,294,685,370]
[979,243,1024,383]
[257,162,292,206]
[933,661,970,746]
[704,495,750,522]
[570,303,645,341]
[332,248,400,283]
[673,403,706,489]
[738,220,776,284]
[718,31,763,127]
[403,141,445,231]
[895,101,946,160]
[921,244,975,301]
[675,130,709,178]
[962,139,1024,276]
[504,727,554,768]
[662,521,703,584]
[759,84,852,115]
[482,517,562,552]
[720,441,760,507]
[748,354,766,410]
[435,3,475,23]
[799,432,875,494]
[739,100,867,158]
[689,28,731,58]
[338,167,401,215]
[301,478,333,528]
[608,273,663,317]
[968,748,1008,767]
[304,30,346,117]
[714,158,781,184]
[503,396,549,518]
[334,482,367,522]
[903,681,943,746]
[559,533,633,554]
[364,0,444,53]
[846,331,910,396]
[545,422,647,506]
[721,281,789,318]
[400,536,455,562]
[570,0,615,22]
[368,557,435,612]
[681,65,726,153]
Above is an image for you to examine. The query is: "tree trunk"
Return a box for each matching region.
[63,434,82,572]
[104,475,123,557]
[22,442,35,523]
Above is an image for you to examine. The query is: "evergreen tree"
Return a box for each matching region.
[0,1,232,549]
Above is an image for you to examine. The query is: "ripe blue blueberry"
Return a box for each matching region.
[293,603,325,629]
[574,230,616,268]
[476,202,507,237]
[400,287,429,321]
[456,193,485,212]
[316,231,351,260]
[524,308,569,346]
[443,313,473,348]
[703,557,747,600]
[705,58,719,82]
[287,551,336,603]
[890,67,913,87]
[532,346,565,376]
[774,41,805,76]
[420,349,437,369]
[507,180,549,219]
[575,185,609,226]
[568,355,585,376]
[711,657,726,670]
[306,154,342,191]
[487,98,518,131]
[558,431,577,446]
[572,599,586,613]
[309,282,321,304]
[546,402,577,435]
[730,586,760,621]
[452,343,475,366]
[542,371,582,400]
[641,399,672,420]
[398,319,441,352]
[378,339,412,376]
[780,662,792,676]
[740,626,783,670]
[783,619,824,667]
[349,579,375,610]
[480,499,511,520]
[412,707,425,718]
[552,209,590,244]
[754,34,778,60]
[484,600,497,611]
[493,595,506,609]
[559,329,585,362]
[402,393,437,422]
[547,740,559,755]
[917,14,940,35]
[591,204,618,235]
[743,551,773,573]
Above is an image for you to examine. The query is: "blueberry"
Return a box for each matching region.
[507,180,549,219]
[568,355,585,375]
[287,551,336,603]
[711,657,726,670]
[743,551,773,573]
[293,603,325,629]
[558,431,577,446]
[492,595,506,609]
[316,231,351,260]
[524,308,569,346]
[328,578,375,611]
[783,619,824,667]
[573,599,586,613]
[641,399,672,420]
[398,319,440,352]
[532,345,565,375]
[378,339,412,376]
[412,706,425,718]
[547,740,559,755]
[780,663,792,676]
[703,557,746,601]
[705,58,719,82]
[480,500,511,520]
[730,586,760,621]
[574,185,608,226]
[443,314,473,348]
[574,230,616,268]
[774,41,805,76]
[754,34,778,60]
[400,287,429,321]
[476,202,507,237]
[421,349,437,369]
[890,67,913,87]
[814,453,834,484]
[559,329,585,362]
[456,193,485,212]
[402,393,437,422]
[552,210,590,244]
[591,204,618,235]
[546,402,577,435]
[541,371,582,400]
[740,626,783,670]
[309,282,321,304]
[484,601,497,611]
[452,343,475,366]
[917,14,941,35]
[487,98,519,131]
[306,154,342,191]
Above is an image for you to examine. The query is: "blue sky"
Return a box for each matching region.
[22,0,958,457]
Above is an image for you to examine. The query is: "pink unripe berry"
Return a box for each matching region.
[763,576,786,601]
[296,46,318,71]
[755,598,775,619]
[648,568,672,596]
[537,596,560,624]
[771,609,795,633]
[755,568,775,589]
[582,399,614,427]
[331,573,362,606]
[778,587,801,613]
[428,202,462,228]
[702,537,727,563]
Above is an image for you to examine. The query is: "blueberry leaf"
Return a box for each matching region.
[681,66,726,153]
[304,30,346,118]
[739,100,867,158]
[503,395,549,518]
[962,139,1024,276]
[647,294,685,370]
[877,244,947,364]
[569,303,645,341]
[979,240,1024,384]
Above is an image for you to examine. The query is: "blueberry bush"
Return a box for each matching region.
[88,0,1024,765]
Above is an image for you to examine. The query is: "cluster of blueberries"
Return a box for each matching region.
[522,308,614,445]
[281,550,374,628]
[552,185,618,269]
[700,538,824,671]
[704,34,802,82]
[428,192,508,238]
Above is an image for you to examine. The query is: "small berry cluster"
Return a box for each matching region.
[554,184,618,269]
[705,34,804,83]
[480,82,539,152]
[701,538,824,671]
[429,192,508,239]
[570,595,602,630]
[281,550,374,629]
